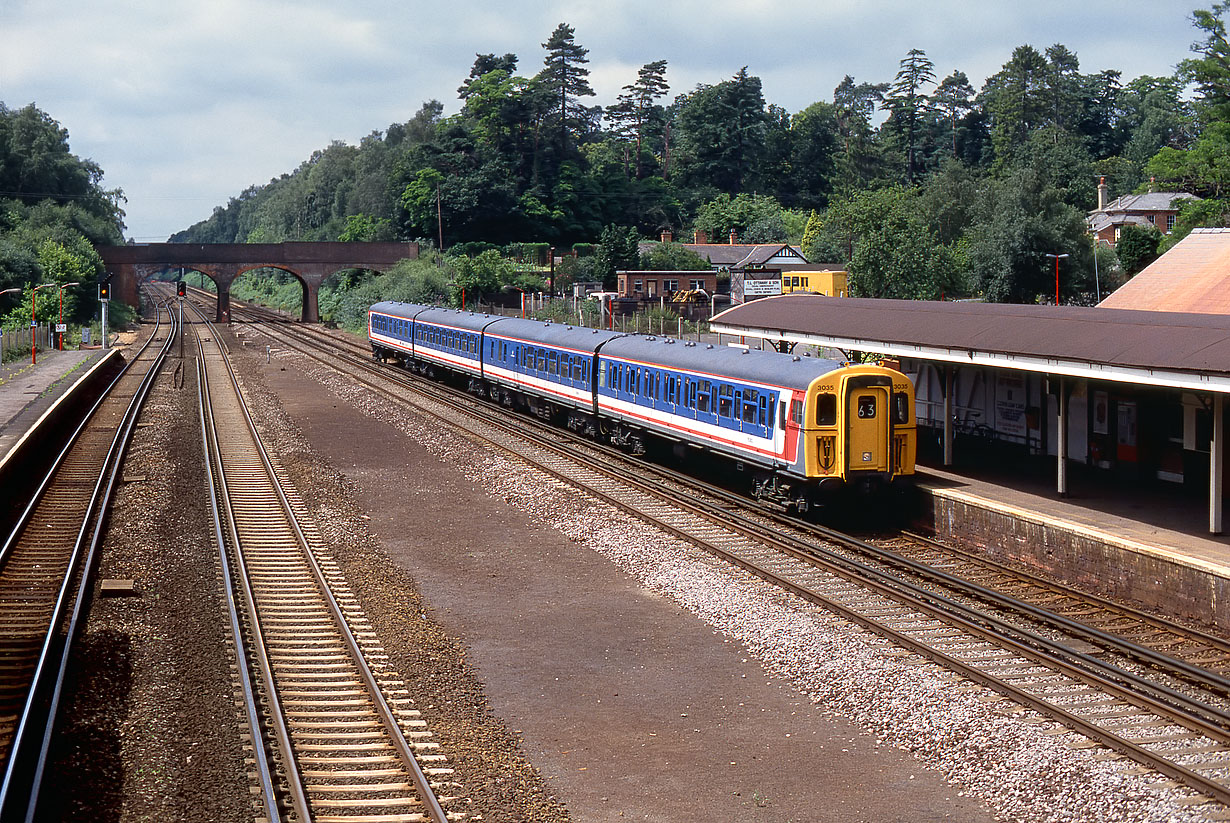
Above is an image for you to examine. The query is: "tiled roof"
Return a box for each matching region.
[1088,212,1154,233]
[684,243,806,268]
[1095,192,1198,214]
[1098,228,1230,314]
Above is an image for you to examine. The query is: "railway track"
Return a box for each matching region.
[183,294,462,822]
[216,296,1230,811]
[0,301,174,820]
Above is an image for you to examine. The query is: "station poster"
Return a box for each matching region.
[995,373,1027,439]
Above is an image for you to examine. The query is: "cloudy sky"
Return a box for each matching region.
[0,0,1203,241]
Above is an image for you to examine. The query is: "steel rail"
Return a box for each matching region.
[0,300,175,822]
[193,312,285,823]
[190,298,450,823]
[194,302,315,823]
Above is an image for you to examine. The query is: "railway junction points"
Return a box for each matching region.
[2,288,1230,821]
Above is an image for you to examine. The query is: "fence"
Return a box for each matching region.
[470,295,714,341]
[1,323,54,360]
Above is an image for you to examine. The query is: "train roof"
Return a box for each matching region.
[599,335,843,390]
[410,305,506,333]
[370,300,431,319]
[485,316,625,353]
[371,302,514,333]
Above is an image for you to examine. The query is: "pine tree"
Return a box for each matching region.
[538,23,595,156]
[886,49,936,183]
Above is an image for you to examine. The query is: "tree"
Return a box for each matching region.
[537,23,595,157]
[931,71,975,159]
[1181,2,1230,121]
[832,76,889,188]
[1114,224,1162,275]
[338,213,393,242]
[640,241,710,271]
[451,249,515,304]
[694,192,788,242]
[609,60,669,180]
[983,45,1049,166]
[673,69,770,194]
[966,168,1092,303]
[885,49,936,183]
[1043,44,1082,132]
[458,53,518,99]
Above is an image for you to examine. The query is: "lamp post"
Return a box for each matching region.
[57,282,80,350]
[30,283,56,364]
[1045,253,1069,306]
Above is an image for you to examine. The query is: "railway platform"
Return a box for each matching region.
[0,348,108,462]
[914,459,1230,633]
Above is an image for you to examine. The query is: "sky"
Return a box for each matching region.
[0,0,1205,242]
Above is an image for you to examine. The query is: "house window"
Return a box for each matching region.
[689,279,706,290]
[633,280,643,293]
[1167,214,1177,232]
[1114,227,1121,241]
[1146,214,1155,224]
[663,279,679,291]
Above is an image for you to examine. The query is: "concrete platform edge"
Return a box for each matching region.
[0,349,124,480]
[915,482,1230,633]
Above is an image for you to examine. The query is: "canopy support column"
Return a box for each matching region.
[1212,393,1224,535]
[943,366,954,467]
[1057,377,1068,498]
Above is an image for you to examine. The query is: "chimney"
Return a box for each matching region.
[1097,176,1108,211]
[693,229,709,245]
[729,228,737,244]
[660,228,673,243]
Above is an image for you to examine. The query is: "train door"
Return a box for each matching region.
[847,385,889,471]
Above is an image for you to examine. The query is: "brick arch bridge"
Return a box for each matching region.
[97,241,420,322]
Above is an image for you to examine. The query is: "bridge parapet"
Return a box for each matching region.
[97,241,419,322]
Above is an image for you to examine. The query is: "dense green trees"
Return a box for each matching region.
[0,103,126,336]
[169,7,1230,307]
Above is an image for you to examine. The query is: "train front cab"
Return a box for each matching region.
[802,365,916,489]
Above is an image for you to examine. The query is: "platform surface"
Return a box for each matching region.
[917,459,1230,579]
[0,348,106,463]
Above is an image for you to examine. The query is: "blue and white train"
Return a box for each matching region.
[368,302,916,509]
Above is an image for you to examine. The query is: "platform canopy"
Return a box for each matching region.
[710,294,1230,393]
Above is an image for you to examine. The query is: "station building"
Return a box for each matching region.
[710,252,1230,538]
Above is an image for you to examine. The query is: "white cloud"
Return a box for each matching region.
[0,0,1203,240]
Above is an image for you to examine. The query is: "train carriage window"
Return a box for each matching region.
[758,395,768,427]
[816,394,837,426]
[536,349,545,371]
[697,380,712,414]
[583,361,590,382]
[548,352,558,375]
[718,384,733,418]
[857,396,877,419]
[892,393,910,424]
[742,389,759,424]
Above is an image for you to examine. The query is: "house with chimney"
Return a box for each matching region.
[1088,177,1199,246]
[637,229,818,303]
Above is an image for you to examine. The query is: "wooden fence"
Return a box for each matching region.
[0,324,52,359]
